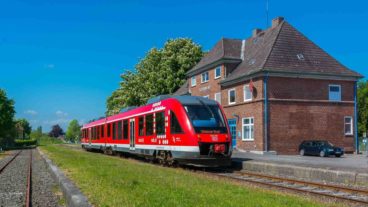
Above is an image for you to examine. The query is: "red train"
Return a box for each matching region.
[81,95,232,167]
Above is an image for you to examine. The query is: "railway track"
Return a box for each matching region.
[0,150,33,206]
[215,170,368,206]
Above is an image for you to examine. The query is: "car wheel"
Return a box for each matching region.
[299,149,305,156]
[336,154,341,158]
[319,150,326,157]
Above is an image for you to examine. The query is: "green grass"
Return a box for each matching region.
[37,135,64,146]
[40,145,331,207]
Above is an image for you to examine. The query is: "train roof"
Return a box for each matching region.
[83,95,219,128]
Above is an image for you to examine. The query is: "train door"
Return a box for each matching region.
[228,119,237,149]
[129,118,135,150]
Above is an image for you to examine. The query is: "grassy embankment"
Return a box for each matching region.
[40,145,335,207]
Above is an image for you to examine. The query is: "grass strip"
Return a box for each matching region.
[41,145,333,207]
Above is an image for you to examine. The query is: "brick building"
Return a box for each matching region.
[174,17,363,154]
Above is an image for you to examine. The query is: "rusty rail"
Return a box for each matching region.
[0,150,22,174]
[26,150,32,207]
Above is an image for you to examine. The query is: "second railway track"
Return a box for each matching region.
[215,170,368,206]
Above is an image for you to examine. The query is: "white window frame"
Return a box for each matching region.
[203,95,209,99]
[214,92,221,104]
[344,116,353,135]
[215,66,221,79]
[328,84,341,102]
[242,117,254,141]
[243,85,252,102]
[201,72,209,83]
[191,76,196,87]
[228,88,236,105]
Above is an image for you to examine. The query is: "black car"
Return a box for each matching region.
[299,140,344,157]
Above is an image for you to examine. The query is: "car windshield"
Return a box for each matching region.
[184,104,227,134]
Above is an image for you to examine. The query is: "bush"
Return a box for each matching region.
[14,139,37,147]
[37,135,64,146]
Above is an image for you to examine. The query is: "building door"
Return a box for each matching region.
[129,118,135,150]
[228,119,237,149]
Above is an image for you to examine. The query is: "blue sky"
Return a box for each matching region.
[0,0,367,132]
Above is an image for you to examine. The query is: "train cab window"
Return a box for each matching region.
[101,125,104,137]
[139,116,144,136]
[118,121,122,140]
[123,120,129,139]
[146,114,153,136]
[156,112,165,135]
[107,123,111,138]
[170,112,183,134]
[112,122,117,140]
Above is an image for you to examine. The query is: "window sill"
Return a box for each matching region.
[201,81,209,84]
[228,102,236,105]
[242,139,254,142]
[214,76,221,80]
[243,99,252,102]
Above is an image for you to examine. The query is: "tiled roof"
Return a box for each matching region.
[187,38,242,74]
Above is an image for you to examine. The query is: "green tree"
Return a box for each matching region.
[15,118,32,139]
[66,119,81,143]
[358,80,368,137]
[0,89,16,147]
[106,38,203,115]
[30,126,43,139]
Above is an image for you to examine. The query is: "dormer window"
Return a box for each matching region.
[201,72,209,83]
[191,76,196,87]
[297,53,305,60]
[215,66,221,79]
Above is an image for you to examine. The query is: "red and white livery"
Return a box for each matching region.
[81,95,232,167]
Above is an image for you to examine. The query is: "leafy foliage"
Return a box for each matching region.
[66,119,81,143]
[14,139,37,147]
[358,80,368,137]
[106,38,203,116]
[30,126,43,140]
[0,89,16,147]
[15,118,32,139]
[37,135,64,146]
[49,124,64,138]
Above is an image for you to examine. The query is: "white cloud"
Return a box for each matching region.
[56,110,68,117]
[24,110,38,116]
[43,118,71,125]
[45,64,55,69]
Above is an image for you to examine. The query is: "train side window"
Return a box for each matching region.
[139,116,144,136]
[101,125,105,137]
[118,121,122,140]
[123,120,129,139]
[146,114,153,136]
[92,127,95,140]
[98,126,101,139]
[107,123,111,138]
[156,112,165,135]
[170,112,183,134]
[112,122,117,140]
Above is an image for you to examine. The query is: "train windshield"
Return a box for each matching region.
[184,104,227,134]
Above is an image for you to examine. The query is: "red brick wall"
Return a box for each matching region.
[189,65,225,98]
[269,102,355,154]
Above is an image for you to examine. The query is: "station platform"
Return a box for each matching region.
[232,150,368,187]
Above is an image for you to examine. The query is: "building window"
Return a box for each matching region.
[215,66,221,79]
[242,117,254,141]
[191,76,196,87]
[329,84,341,101]
[228,89,236,105]
[201,72,209,83]
[214,92,221,104]
[146,114,153,136]
[170,112,183,134]
[344,116,353,135]
[156,112,165,135]
[123,120,128,139]
[244,85,252,101]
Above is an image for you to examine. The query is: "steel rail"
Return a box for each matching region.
[215,171,368,205]
[238,171,368,195]
[0,150,22,174]
[26,150,32,207]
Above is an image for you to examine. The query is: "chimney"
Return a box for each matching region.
[272,16,284,28]
[252,28,262,37]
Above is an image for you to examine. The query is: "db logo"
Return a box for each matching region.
[211,135,218,142]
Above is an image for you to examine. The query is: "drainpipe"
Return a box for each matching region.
[264,73,269,152]
[354,81,359,154]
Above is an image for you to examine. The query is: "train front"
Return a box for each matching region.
[175,97,232,167]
